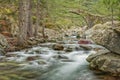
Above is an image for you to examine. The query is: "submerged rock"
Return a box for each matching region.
[0,61,39,80]
[0,76,10,80]
[65,47,73,52]
[5,53,18,57]
[37,60,47,65]
[26,56,40,61]
[0,62,20,71]
[53,55,69,60]
[80,45,92,50]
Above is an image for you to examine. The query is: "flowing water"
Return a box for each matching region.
[1,37,112,80]
[36,44,105,80]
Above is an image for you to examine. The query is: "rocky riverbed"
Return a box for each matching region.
[0,35,119,80]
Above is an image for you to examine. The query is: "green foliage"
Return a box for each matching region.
[102,0,120,21]
[0,0,119,31]
[103,0,119,9]
[41,0,115,29]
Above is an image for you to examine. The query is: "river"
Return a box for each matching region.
[0,37,112,80]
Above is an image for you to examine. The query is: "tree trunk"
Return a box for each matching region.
[27,0,33,37]
[42,24,45,39]
[18,0,31,45]
[34,0,39,37]
[111,7,114,27]
[18,0,27,45]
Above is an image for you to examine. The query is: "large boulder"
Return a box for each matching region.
[87,51,120,76]
[86,21,120,76]
[86,21,120,54]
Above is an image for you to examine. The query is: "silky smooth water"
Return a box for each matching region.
[5,38,110,80]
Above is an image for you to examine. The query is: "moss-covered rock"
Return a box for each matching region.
[7,74,26,80]
[87,51,120,76]
[21,71,39,78]
[0,62,20,71]
[86,21,120,76]
[0,76,10,80]
[0,34,8,49]
[86,21,120,54]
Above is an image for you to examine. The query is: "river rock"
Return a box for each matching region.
[86,21,120,54]
[75,46,83,51]
[0,48,6,56]
[0,34,8,48]
[27,39,37,45]
[61,59,74,62]
[87,51,120,76]
[30,50,41,54]
[26,56,40,61]
[5,53,17,57]
[0,62,20,70]
[53,55,69,59]
[65,47,73,52]
[78,39,93,44]
[80,45,92,50]
[39,43,56,48]
[37,60,47,65]
[0,34,8,55]
[52,44,64,50]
